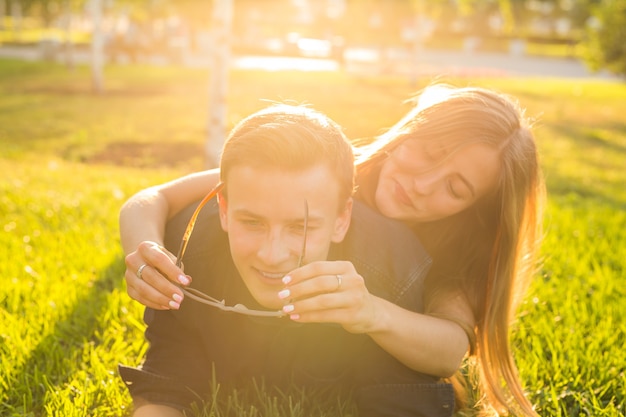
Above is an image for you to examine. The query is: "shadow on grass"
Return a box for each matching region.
[543,122,626,209]
[545,173,626,210]
[83,141,205,169]
[555,121,626,154]
[3,257,130,415]
[14,85,176,97]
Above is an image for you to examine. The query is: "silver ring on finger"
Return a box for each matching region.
[335,274,342,292]
[136,263,148,280]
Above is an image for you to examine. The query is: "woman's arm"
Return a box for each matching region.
[280,261,473,377]
[120,169,221,310]
[365,293,473,377]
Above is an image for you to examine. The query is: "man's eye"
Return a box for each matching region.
[241,219,262,227]
[290,224,307,233]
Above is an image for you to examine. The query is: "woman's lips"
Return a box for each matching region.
[393,180,413,208]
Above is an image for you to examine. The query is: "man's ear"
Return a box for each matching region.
[217,191,229,232]
[330,197,353,243]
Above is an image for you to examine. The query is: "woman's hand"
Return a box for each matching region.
[278,260,383,334]
[124,241,191,310]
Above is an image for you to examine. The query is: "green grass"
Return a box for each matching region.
[1,59,625,416]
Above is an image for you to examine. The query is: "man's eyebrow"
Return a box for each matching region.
[232,209,262,218]
[232,208,318,223]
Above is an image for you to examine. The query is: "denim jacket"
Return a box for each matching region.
[338,200,431,311]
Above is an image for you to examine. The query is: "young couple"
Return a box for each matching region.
[119,84,545,417]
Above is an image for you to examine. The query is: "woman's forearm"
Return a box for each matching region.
[367,296,471,377]
[119,187,170,255]
[119,169,221,255]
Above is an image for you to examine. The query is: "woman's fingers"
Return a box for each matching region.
[137,241,191,286]
[279,260,375,332]
[125,267,174,310]
[280,273,347,301]
[282,261,364,302]
[124,241,189,309]
[282,289,375,334]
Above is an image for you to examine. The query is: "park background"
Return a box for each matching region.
[1,0,625,416]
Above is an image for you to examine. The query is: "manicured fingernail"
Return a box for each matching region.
[278,289,290,300]
[282,275,292,285]
[282,304,294,313]
[290,314,300,321]
[168,300,180,310]
[178,274,190,285]
[172,293,183,303]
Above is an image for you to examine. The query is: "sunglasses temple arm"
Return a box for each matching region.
[182,288,285,318]
[175,182,225,268]
[297,200,308,268]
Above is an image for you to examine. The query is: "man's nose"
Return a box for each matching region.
[257,229,291,265]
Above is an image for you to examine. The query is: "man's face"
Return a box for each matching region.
[218,164,352,309]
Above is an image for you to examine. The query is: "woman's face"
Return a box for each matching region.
[375,140,501,223]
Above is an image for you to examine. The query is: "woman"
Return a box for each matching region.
[120,84,544,416]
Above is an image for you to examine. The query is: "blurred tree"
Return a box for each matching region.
[583,0,626,77]
[568,0,600,29]
[88,0,104,93]
[59,0,75,69]
[206,0,233,168]
[10,0,23,39]
[342,0,413,46]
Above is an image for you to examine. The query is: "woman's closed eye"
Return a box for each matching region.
[447,178,468,200]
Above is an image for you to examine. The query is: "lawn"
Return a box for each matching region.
[1,59,625,416]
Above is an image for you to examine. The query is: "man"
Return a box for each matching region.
[119,104,454,417]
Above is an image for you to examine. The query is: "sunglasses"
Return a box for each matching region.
[174,183,308,318]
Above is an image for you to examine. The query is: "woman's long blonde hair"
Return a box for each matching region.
[355,84,545,416]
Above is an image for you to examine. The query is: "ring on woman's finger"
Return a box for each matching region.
[335,274,342,292]
[136,263,148,280]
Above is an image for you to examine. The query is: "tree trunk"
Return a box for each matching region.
[205,0,233,168]
[10,0,22,40]
[89,0,105,94]
[62,0,75,70]
[0,0,5,31]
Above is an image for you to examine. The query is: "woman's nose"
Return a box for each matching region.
[412,171,439,196]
